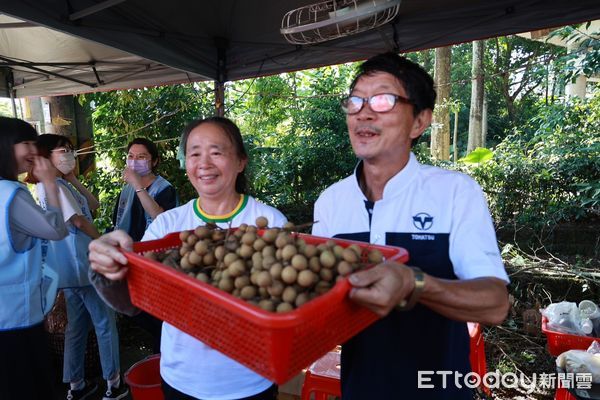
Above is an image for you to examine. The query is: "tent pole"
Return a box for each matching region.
[215,81,225,117]
[8,72,17,117]
[215,38,228,117]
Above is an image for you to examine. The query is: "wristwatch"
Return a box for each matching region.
[396,267,425,311]
[135,187,147,193]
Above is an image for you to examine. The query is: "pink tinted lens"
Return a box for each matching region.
[370,94,395,112]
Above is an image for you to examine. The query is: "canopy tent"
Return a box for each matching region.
[1,0,600,98]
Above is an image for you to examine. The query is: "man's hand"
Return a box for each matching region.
[348,262,416,317]
[89,230,133,281]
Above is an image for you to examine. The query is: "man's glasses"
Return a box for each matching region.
[341,93,413,115]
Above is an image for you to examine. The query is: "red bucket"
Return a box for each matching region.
[124,354,164,400]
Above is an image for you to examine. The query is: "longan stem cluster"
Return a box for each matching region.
[144,217,384,313]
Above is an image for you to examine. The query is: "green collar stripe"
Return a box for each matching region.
[193,194,248,223]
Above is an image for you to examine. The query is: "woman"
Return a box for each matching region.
[111,137,178,352]
[34,134,126,400]
[0,117,68,400]
[90,117,286,400]
[112,137,178,241]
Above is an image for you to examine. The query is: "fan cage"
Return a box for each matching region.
[281,0,401,45]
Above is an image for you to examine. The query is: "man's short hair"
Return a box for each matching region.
[350,52,436,116]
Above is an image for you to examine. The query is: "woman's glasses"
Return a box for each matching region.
[341,93,413,115]
[51,148,74,154]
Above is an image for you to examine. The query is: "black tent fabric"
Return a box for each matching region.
[1,0,600,96]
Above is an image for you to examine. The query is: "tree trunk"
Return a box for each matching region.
[468,40,485,152]
[430,46,451,160]
[481,94,488,148]
[453,110,459,162]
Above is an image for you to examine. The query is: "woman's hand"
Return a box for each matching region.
[89,230,133,281]
[348,261,416,317]
[63,170,77,183]
[32,156,57,184]
[123,167,143,189]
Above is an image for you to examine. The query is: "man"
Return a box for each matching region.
[312,52,510,399]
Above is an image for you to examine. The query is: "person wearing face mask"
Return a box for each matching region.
[111,137,178,354]
[112,138,178,242]
[33,134,126,400]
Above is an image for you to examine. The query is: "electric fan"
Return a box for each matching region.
[281,0,401,45]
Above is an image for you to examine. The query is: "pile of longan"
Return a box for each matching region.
[144,217,384,313]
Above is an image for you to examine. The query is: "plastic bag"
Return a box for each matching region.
[542,301,585,335]
[557,349,600,383]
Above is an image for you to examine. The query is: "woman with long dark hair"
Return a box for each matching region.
[0,117,67,400]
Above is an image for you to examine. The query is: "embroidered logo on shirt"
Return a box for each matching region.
[412,212,433,230]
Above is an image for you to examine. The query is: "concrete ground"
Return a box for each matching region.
[50,316,303,400]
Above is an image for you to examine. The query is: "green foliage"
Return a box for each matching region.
[458,147,494,164]
[79,83,215,231]
[230,65,358,223]
[464,94,600,228]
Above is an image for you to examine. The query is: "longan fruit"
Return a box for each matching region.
[194,226,211,239]
[303,244,318,258]
[223,252,239,267]
[281,266,298,284]
[179,230,190,242]
[239,244,254,259]
[333,245,344,259]
[194,240,209,256]
[228,259,246,277]
[202,252,215,266]
[282,286,298,303]
[295,293,310,307]
[214,245,226,261]
[240,286,257,300]
[262,229,278,243]
[276,302,294,313]
[269,263,283,280]
[188,251,203,266]
[319,268,333,282]
[297,270,316,287]
[262,245,276,257]
[212,230,225,241]
[218,278,234,293]
[342,247,359,263]
[256,271,272,287]
[238,223,248,232]
[262,255,276,269]
[180,254,193,271]
[320,250,336,268]
[368,249,384,264]
[283,221,295,231]
[337,260,353,276]
[255,216,269,229]
[251,252,263,269]
[241,232,257,245]
[308,256,321,272]
[187,234,199,246]
[275,232,291,249]
[281,244,298,261]
[291,254,308,270]
[268,280,284,297]
[224,236,239,251]
[234,275,250,289]
[253,238,266,252]
[196,272,210,283]
[258,299,275,312]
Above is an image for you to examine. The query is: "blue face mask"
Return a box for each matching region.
[126,159,152,176]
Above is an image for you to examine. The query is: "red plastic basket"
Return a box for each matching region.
[125,231,408,384]
[542,317,600,356]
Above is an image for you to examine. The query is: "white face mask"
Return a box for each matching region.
[56,152,76,174]
[126,159,152,176]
